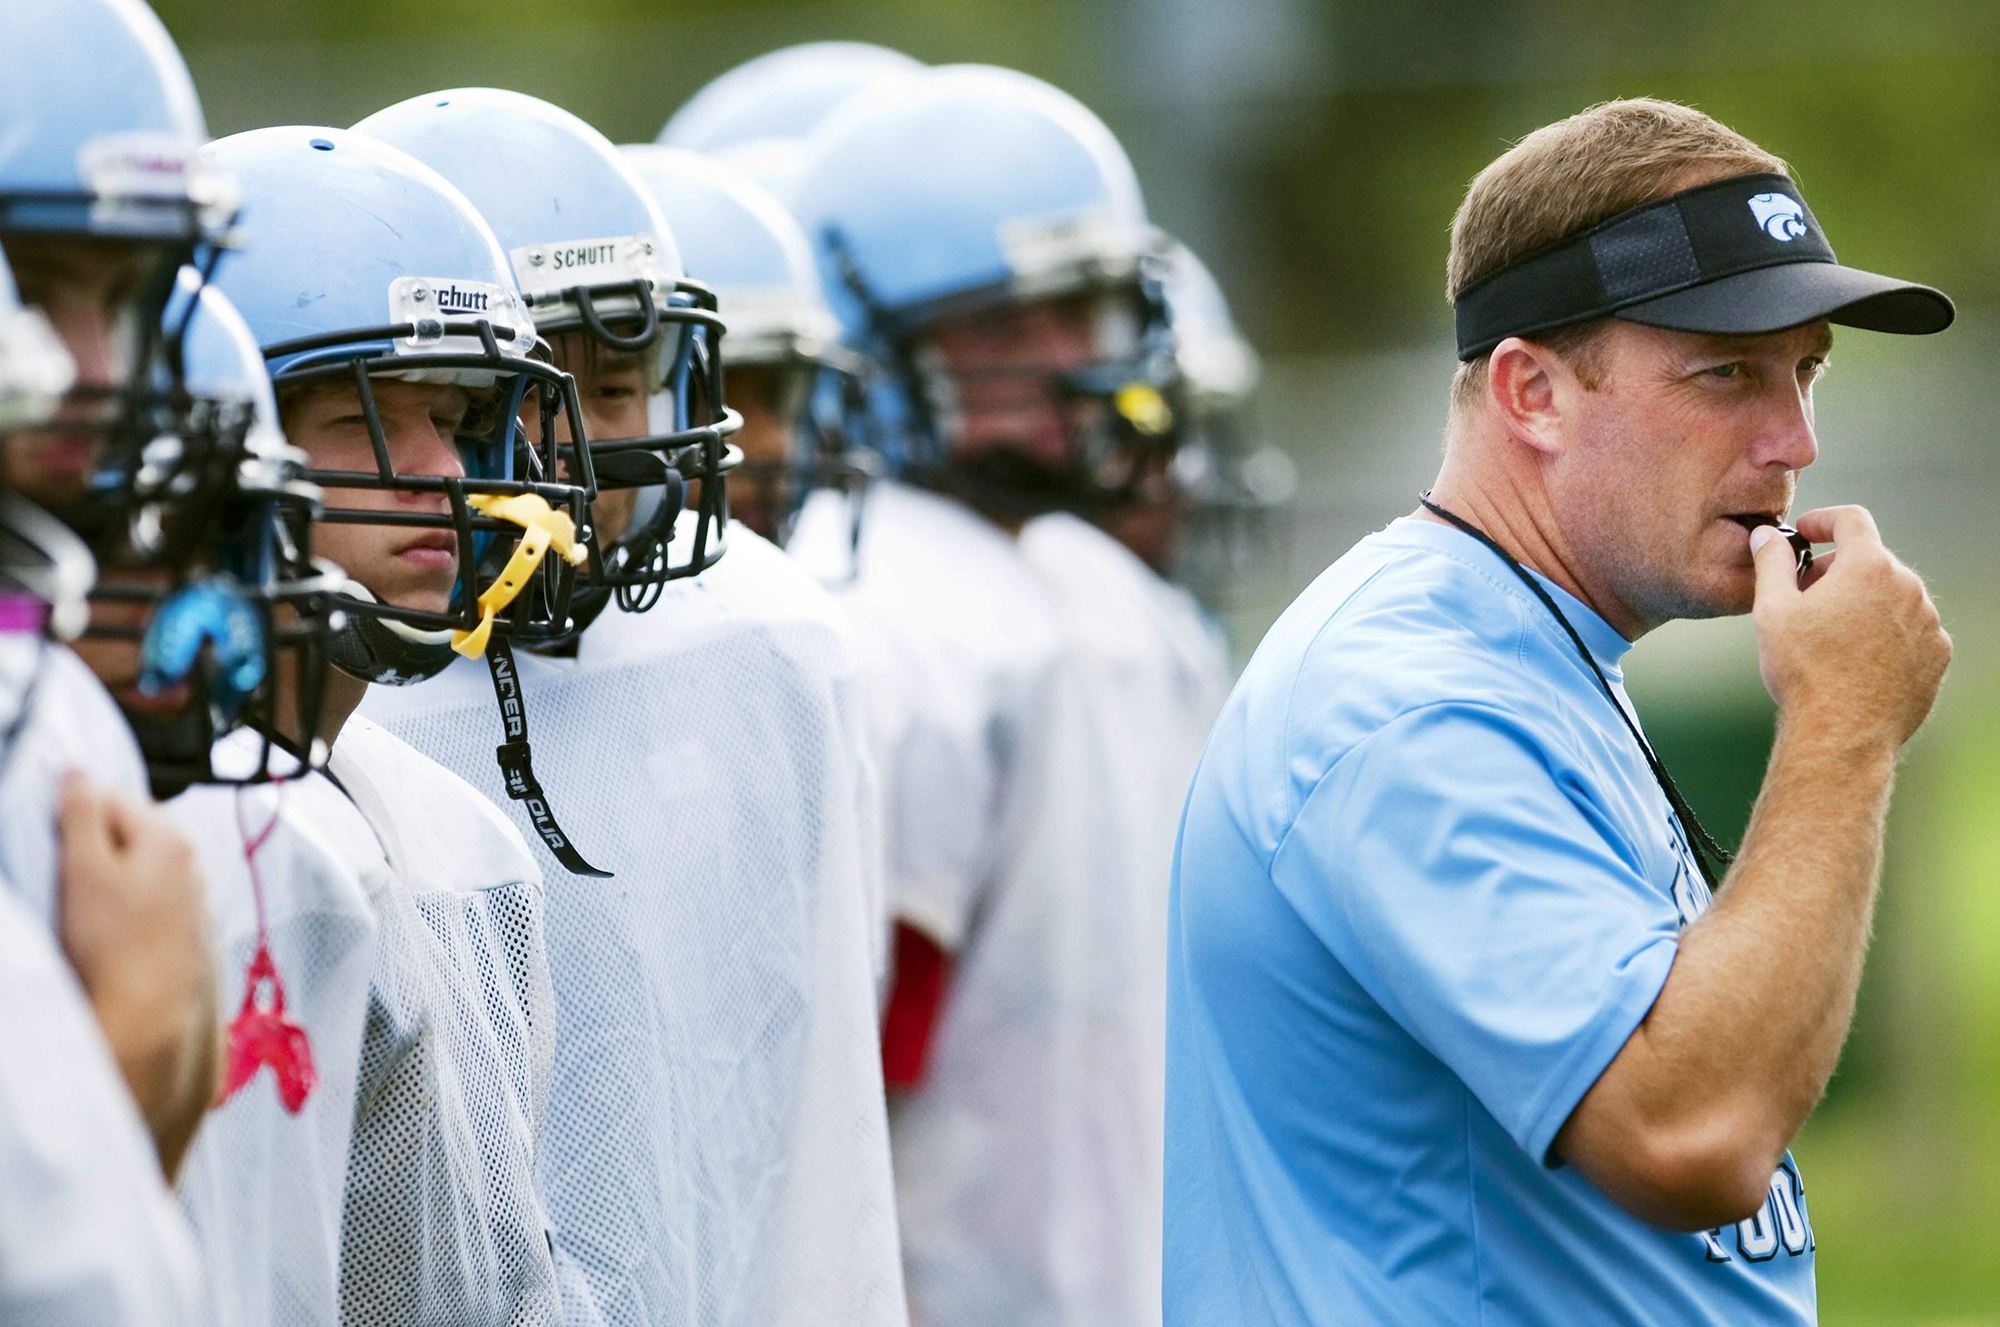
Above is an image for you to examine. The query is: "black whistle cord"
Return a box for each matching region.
[1418,494,1734,890]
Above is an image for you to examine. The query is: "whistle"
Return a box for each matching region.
[1775,525,1814,578]
[1738,515,1814,578]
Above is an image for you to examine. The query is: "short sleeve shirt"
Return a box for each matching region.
[1164,517,1817,1326]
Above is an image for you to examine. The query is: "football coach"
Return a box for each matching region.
[1163,99,1954,1325]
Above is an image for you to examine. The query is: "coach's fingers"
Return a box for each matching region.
[1750,525,1802,607]
[1793,504,1881,550]
[1798,548,1836,592]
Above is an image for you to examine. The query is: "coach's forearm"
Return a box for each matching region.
[1660,718,1893,1122]
[1556,716,1896,1226]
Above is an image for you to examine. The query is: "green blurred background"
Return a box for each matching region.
[151,0,1998,1318]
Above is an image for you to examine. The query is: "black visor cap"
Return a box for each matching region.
[1454,171,1954,359]
[1613,259,1952,340]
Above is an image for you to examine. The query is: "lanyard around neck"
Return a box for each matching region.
[1417,494,1733,890]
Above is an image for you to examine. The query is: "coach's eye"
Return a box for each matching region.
[1706,362,1741,380]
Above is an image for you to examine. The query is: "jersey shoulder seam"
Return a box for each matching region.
[1269,694,1528,871]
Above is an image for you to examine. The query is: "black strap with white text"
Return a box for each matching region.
[1419,494,1734,890]
[482,635,611,879]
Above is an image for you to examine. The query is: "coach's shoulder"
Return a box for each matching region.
[1201,527,1559,846]
[1271,533,1538,734]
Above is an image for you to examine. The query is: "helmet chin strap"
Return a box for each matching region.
[325,584,457,686]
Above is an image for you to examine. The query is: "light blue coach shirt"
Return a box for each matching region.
[1165,517,1816,1325]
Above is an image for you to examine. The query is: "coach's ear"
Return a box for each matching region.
[1486,335,1582,459]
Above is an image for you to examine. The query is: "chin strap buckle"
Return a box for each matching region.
[449,493,589,658]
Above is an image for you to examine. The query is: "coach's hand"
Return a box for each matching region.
[55,772,221,1181]
[1750,505,1950,750]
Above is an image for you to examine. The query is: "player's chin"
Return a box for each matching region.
[372,568,456,620]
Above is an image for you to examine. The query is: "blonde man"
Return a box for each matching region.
[1166,99,1952,1324]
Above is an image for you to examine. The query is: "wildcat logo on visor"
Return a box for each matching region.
[1747,193,1809,242]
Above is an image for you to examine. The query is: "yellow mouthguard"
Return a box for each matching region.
[449,492,590,658]
[1113,381,1174,437]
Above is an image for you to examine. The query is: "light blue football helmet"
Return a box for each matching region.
[658,41,924,153]
[354,89,743,622]
[98,274,343,791]
[0,0,233,243]
[1155,239,1294,610]
[710,136,813,207]
[620,145,873,550]
[788,64,1176,518]
[203,126,594,687]
[0,0,239,556]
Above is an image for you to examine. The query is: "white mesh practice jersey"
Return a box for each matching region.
[1018,513,1235,1324]
[168,756,379,1327]
[1020,512,1231,873]
[0,638,206,1324]
[0,870,207,1325]
[0,637,150,923]
[323,715,561,1327]
[791,483,1065,953]
[795,483,1172,1326]
[359,521,904,1327]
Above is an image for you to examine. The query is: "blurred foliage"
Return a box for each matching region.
[149,0,2000,1319]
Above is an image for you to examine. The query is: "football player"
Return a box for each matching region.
[620,145,898,955]
[135,278,380,1327]
[0,200,207,1327]
[350,90,905,1327]
[0,0,234,1316]
[1014,246,1251,997]
[787,64,1181,1324]
[203,125,588,1324]
[617,148,874,564]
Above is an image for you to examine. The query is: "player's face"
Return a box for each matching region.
[920,291,1102,466]
[1550,319,1826,629]
[0,236,162,511]
[725,362,804,540]
[281,378,475,617]
[527,328,647,548]
[70,568,181,713]
[1101,453,1181,572]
